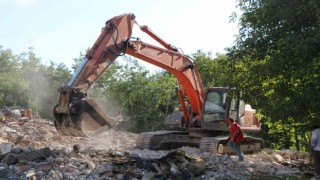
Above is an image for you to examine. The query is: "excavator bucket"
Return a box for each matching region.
[53,99,116,137]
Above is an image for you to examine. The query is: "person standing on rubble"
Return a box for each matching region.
[310,125,320,175]
[226,117,245,161]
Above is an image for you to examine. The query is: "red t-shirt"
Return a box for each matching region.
[230,122,244,143]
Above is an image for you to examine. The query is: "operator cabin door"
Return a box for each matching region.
[227,91,245,125]
[202,89,229,131]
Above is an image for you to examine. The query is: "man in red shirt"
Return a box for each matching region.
[226,117,245,161]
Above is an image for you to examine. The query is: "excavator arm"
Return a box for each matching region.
[126,40,205,121]
[53,13,205,137]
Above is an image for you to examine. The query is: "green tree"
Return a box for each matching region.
[0,45,72,119]
[0,46,29,107]
[228,0,320,151]
[69,51,177,133]
[92,56,177,133]
[192,50,233,88]
[18,48,72,118]
[39,62,72,118]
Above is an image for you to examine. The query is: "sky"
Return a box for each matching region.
[0,0,240,72]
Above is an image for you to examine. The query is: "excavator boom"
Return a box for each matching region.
[126,40,205,117]
[54,13,135,137]
[53,13,205,137]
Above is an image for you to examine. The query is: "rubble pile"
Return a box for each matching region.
[0,117,318,179]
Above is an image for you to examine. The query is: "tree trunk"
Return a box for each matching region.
[281,123,291,149]
[293,125,300,151]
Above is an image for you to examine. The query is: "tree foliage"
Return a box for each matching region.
[87,56,177,133]
[70,53,177,133]
[0,46,27,106]
[0,46,71,119]
[192,51,234,88]
[228,0,320,150]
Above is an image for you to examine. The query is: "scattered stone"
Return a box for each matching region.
[25,169,36,177]
[21,146,32,153]
[0,118,317,179]
[186,160,206,175]
[0,142,13,155]
[86,160,96,170]
[73,144,80,153]
[0,112,5,122]
[273,153,284,163]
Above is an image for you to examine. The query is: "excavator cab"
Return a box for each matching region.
[202,88,229,123]
[198,87,240,131]
[201,87,259,132]
[166,87,242,130]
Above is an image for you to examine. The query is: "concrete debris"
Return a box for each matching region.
[0,142,13,155]
[0,118,318,179]
[1,106,32,123]
[273,153,284,163]
[0,112,5,122]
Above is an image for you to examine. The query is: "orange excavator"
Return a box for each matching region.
[53,13,263,154]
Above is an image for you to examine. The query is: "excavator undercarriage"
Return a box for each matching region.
[136,131,264,154]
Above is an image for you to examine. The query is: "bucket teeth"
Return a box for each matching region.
[53,99,116,137]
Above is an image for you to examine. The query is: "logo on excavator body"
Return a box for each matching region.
[141,49,162,58]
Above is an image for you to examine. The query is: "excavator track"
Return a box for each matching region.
[136,132,264,154]
[136,131,198,150]
[199,136,228,153]
[136,133,154,149]
[200,136,263,154]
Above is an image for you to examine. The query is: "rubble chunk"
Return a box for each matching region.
[0,142,13,155]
